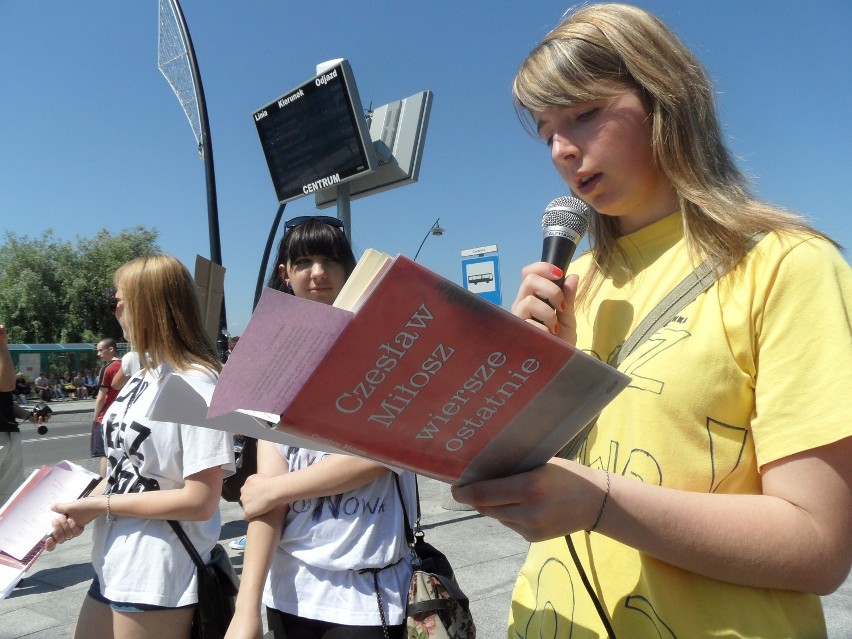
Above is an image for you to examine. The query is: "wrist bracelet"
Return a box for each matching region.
[106,492,115,524]
[588,470,610,533]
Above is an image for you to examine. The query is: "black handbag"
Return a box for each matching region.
[169,520,240,639]
[221,436,257,503]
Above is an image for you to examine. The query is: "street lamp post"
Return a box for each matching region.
[413,218,445,262]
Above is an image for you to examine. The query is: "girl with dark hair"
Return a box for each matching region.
[226,216,416,639]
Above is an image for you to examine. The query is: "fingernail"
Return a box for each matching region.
[553,323,560,335]
[560,300,568,311]
[551,266,564,278]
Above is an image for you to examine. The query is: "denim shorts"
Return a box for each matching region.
[90,421,106,458]
[87,576,194,612]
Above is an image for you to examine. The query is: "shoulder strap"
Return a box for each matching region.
[168,520,206,571]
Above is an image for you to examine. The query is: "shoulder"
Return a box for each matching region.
[176,365,219,388]
[744,232,850,292]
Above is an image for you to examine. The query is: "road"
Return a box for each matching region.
[20,413,93,472]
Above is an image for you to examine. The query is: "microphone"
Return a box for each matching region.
[541,196,591,287]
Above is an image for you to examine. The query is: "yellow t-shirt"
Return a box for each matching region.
[510,213,852,638]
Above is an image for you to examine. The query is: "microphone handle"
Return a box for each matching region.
[541,234,578,289]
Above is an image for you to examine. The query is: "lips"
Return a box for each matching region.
[575,173,600,195]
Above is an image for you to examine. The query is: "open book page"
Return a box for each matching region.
[0,462,99,562]
[333,248,393,312]
[0,562,25,601]
[209,288,353,418]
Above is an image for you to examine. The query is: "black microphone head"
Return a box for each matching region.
[541,196,591,236]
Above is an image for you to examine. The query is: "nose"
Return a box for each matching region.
[551,131,580,166]
[310,260,327,278]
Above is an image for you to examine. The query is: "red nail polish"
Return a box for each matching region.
[553,323,560,335]
[551,266,564,278]
[560,300,568,312]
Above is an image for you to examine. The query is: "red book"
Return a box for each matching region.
[207,251,630,484]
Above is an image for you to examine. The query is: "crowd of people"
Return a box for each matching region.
[2,4,850,639]
[19,368,98,404]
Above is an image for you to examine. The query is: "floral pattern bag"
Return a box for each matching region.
[405,536,476,639]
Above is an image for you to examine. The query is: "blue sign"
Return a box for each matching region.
[461,255,501,306]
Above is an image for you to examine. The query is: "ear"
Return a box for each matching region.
[278,263,289,287]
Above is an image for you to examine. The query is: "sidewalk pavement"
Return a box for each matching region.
[3,399,849,638]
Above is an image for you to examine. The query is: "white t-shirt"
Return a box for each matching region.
[121,351,142,377]
[92,364,235,607]
[263,445,417,625]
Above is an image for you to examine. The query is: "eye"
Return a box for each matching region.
[576,107,600,122]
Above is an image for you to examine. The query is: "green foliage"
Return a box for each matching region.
[0,227,160,344]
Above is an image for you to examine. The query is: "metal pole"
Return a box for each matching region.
[168,0,227,354]
[414,218,440,262]
[336,183,352,238]
[255,203,286,310]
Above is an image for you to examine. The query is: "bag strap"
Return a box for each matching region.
[168,519,206,572]
[393,473,419,547]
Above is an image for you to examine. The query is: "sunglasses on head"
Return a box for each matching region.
[284,215,345,232]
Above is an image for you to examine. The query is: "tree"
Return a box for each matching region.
[0,227,160,343]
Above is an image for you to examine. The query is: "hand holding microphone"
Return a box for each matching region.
[513,196,591,339]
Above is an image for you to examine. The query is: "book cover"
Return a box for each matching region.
[209,253,630,484]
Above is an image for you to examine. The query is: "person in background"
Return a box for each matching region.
[225,217,416,639]
[452,4,852,637]
[14,372,31,405]
[84,369,98,398]
[48,372,64,401]
[1,325,50,505]
[33,371,51,402]
[73,371,88,399]
[91,338,121,478]
[46,254,235,639]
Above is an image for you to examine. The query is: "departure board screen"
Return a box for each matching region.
[253,60,376,204]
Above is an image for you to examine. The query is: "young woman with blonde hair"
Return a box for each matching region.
[48,254,234,639]
[454,4,852,637]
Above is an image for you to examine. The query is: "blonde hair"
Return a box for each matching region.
[114,254,221,374]
[513,3,836,302]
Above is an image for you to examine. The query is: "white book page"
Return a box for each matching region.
[0,465,97,561]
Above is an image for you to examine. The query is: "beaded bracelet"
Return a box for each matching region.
[588,470,610,533]
[106,492,115,524]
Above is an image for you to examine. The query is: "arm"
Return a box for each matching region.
[455,437,851,595]
[51,465,223,528]
[240,448,390,520]
[225,441,289,639]
[0,325,15,391]
[111,367,129,390]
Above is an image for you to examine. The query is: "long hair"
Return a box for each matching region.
[513,3,836,303]
[267,218,357,292]
[114,254,221,374]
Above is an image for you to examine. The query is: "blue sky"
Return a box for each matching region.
[2,1,850,335]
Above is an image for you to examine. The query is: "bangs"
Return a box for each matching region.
[285,222,348,264]
[513,36,635,137]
